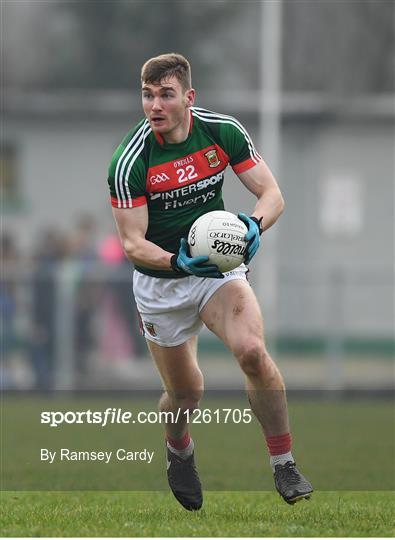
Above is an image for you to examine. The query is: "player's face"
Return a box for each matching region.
[142,77,195,142]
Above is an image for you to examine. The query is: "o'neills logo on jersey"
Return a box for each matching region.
[204,149,221,168]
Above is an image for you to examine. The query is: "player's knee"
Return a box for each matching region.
[235,339,268,377]
[166,389,203,412]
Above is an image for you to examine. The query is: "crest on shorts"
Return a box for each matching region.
[204,149,221,168]
[144,322,157,337]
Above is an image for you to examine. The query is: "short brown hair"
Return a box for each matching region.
[141,53,192,91]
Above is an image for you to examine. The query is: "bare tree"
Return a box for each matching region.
[283,0,395,93]
[3,0,394,93]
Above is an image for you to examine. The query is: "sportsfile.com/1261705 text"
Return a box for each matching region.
[40,408,253,427]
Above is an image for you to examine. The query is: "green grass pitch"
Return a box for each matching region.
[1,396,394,536]
[1,490,393,537]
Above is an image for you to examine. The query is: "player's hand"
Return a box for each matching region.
[238,213,263,265]
[171,238,224,278]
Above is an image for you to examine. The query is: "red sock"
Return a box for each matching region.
[167,432,191,450]
[265,432,292,456]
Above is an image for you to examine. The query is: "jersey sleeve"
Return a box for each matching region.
[219,116,262,174]
[107,121,149,209]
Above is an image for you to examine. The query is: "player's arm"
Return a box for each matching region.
[236,159,284,264]
[237,159,284,232]
[217,112,283,262]
[112,206,223,278]
[112,205,173,270]
[217,113,283,234]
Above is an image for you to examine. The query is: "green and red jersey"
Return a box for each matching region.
[107,106,261,278]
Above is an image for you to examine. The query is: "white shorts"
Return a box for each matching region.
[133,265,248,347]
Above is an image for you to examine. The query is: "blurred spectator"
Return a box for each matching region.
[69,214,98,267]
[98,233,146,365]
[0,232,20,388]
[69,214,99,376]
[4,218,147,391]
[30,228,69,390]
